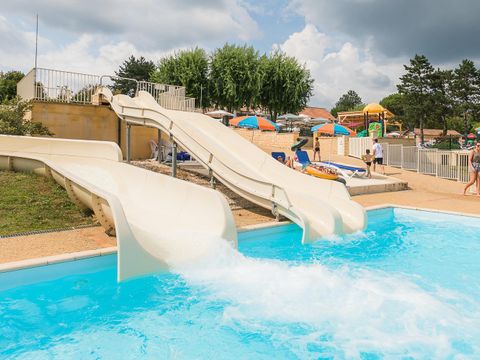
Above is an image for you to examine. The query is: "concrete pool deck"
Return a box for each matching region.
[1,155,478,266]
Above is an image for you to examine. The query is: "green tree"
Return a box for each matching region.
[113,55,155,96]
[209,44,262,112]
[150,48,209,108]
[397,55,435,144]
[258,50,313,121]
[0,71,25,101]
[0,97,51,136]
[429,69,454,134]
[451,59,480,136]
[330,90,363,117]
[380,93,406,124]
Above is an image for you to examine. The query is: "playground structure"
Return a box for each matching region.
[338,103,401,137]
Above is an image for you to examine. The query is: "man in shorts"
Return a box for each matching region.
[372,138,385,174]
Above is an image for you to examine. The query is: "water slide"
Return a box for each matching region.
[0,135,237,281]
[96,88,366,242]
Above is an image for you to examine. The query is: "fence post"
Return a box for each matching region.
[400,145,404,168]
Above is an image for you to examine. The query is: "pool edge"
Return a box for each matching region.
[2,204,480,274]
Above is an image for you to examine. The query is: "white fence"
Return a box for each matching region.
[349,137,470,183]
[348,137,372,158]
[16,68,196,112]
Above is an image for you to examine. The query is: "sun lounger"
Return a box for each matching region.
[271,152,286,162]
[295,150,365,179]
[321,161,366,178]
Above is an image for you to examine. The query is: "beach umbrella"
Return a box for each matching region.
[311,123,356,136]
[230,115,280,131]
[278,113,301,120]
[309,116,331,124]
[205,110,234,118]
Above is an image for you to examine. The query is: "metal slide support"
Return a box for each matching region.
[126,123,132,163]
[157,129,162,163]
[209,169,216,189]
[272,203,280,222]
[172,141,177,177]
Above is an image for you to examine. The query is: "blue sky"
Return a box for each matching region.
[1,0,479,108]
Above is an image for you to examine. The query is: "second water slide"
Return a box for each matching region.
[97,87,367,243]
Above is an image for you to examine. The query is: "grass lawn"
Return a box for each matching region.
[0,171,97,236]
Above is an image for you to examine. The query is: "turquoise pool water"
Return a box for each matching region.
[1,208,479,359]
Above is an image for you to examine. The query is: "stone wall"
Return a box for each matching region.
[31,102,169,160]
[232,128,299,152]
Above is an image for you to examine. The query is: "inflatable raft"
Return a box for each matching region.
[305,165,339,180]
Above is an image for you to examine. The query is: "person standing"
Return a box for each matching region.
[372,138,385,174]
[362,149,374,178]
[463,142,480,195]
[313,137,321,161]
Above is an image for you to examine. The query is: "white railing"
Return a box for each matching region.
[418,149,438,175]
[138,81,196,112]
[401,146,418,170]
[457,152,470,183]
[33,68,101,104]
[348,137,372,158]
[16,68,196,112]
[387,144,402,167]
[349,137,471,183]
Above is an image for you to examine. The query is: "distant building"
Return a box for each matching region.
[414,128,461,141]
[299,106,335,121]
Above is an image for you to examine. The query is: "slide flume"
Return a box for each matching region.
[0,135,237,281]
[97,88,366,242]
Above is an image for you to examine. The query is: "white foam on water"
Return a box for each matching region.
[172,240,480,358]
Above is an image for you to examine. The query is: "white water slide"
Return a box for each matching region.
[0,135,237,281]
[97,87,366,242]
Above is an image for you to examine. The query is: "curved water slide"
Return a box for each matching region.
[97,88,366,242]
[0,135,237,281]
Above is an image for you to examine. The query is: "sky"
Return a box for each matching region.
[1,0,479,109]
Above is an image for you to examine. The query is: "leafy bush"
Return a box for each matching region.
[0,97,52,136]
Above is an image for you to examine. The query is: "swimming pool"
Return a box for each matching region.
[1,207,479,359]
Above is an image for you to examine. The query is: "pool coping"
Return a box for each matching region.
[1,205,479,274]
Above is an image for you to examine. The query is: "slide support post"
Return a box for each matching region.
[172,141,177,177]
[126,123,132,163]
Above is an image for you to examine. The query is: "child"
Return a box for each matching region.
[362,149,374,178]
[313,137,320,161]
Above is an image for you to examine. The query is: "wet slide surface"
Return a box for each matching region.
[98,87,366,243]
[0,135,237,280]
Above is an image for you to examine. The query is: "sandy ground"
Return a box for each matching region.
[2,151,479,265]
[0,227,116,263]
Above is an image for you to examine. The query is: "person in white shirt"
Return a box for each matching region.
[372,138,385,174]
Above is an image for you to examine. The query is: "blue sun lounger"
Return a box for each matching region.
[271,152,286,162]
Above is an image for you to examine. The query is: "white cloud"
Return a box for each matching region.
[0,0,261,76]
[2,0,260,51]
[276,25,403,108]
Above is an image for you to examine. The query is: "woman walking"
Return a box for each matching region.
[463,142,480,195]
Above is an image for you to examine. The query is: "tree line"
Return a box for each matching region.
[330,56,480,143]
[113,45,314,121]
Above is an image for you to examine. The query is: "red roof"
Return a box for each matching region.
[299,106,335,120]
[414,128,461,137]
